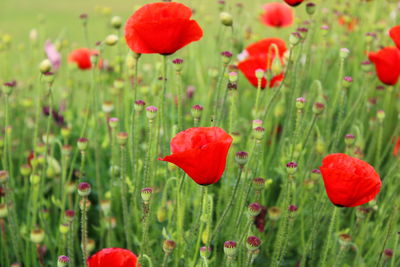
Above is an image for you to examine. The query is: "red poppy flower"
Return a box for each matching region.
[261,3,293,28]
[87,248,139,267]
[320,153,381,207]
[283,0,304,7]
[338,16,358,31]
[68,48,97,70]
[368,47,400,85]
[238,38,287,89]
[125,2,203,55]
[159,127,233,185]
[393,137,400,156]
[389,25,400,49]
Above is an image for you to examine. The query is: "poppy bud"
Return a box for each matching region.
[361,60,373,72]
[65,210,75,222]
[110,16,122,29]
[255,69,265,80]
[0,170,9,184]
[221,51,233,64]
[59,223,69,234]
[289,32,301,46]
[141,187,153,204]
[365,32,377,44]
[268,206,282,221]
[220,12,233,27]
[157,206,167,222]
[235,151,248,166]
[163,240,176,254]
[58,255,70,267]
[224,241,237,257]
[146,106,158,121]
[134,100,146,112]
[252,119,263,129]
[102,101,114,114]
[383,249,393,259]
[30,174,41,185]
[253,126,265,141]
[172,58,184,72]
[61,127,72,139]
[271,58,283,76]
[252,177,266,191]
[105,34,118,46]
[231,132,241,145]
[109,117,119,129]
[77,137,89,151]
[100,199,111,215]
[42,71,55,84]
[11,263,21,267]
[30,228,45,244]
[342,76,353,88]
[0,203,8,218]
[338,233,352,247]
[200,246,212,259]
[86,239,96,253]
[344,134,356,146]
[191,105,203,120]
[228,72,238,83]
[39,59,52,73]
[78,182,91,197]
[248,202,262,217]
[288,204,298,212]
[377,110,385,122]
[117,132,128,146]
[313,102,325,115]
[340,48,350,59]
[297,27,308,40]
[306,2,316,15]
[246,236,261,251]
[286,161,298,175]
[296,97,306,109]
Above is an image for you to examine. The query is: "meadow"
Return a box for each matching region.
[0,0,399,266]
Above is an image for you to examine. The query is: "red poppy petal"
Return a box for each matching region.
[389,25,400,49]
[284,0,304,7]
[131,2,192,24]
[261,3,293,28]
[246,38,287,59]
[368,47,400,85]
[88,248,139,267]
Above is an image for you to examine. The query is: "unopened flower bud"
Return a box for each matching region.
[288,205,298,212]
[105,34,118,46]
[253,126,265,140]
[65,210,75,222]
[342,76,353,88]
[146,106,158,120]
[191,105,203,120]
[172,58,184,72]
[246,236,261,251]
[252,177,265,191]
[141,187,153,203]
[78,182,91,197]
[117,132,128,146]
[200,246,212,258]
[134,100,146,112]
[220,12,233,27]
[313,102,325,115]
[221,51,233,64]
[306,2,316,15]
[30,228,45,244]
[248,202,262,217]
[77,138,89,151]
[163,240,176,254]
[344,134,356,145]
[110,16,122,29]
[59,223,70,234]
[286,162,298,175]
[109,117,119,129]
[255,69,264,79]
[228,72,238,83]
[39,59,52,73]
[224,241,237,257]
[289,32,302,46]
[235,151,248,166]
[296,97,306,109]
[58,255,70,267]
[377,110,385,122]
[338,233,352,247]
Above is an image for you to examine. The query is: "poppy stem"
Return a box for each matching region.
[191,186,208,267]
[80,196,88,267]
[211,167,243,242]
[119,144,132,250]
[254,77,262,118]
[318,207,338,267]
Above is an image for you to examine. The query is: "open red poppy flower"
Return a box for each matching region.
[159,127,233,185]
[68,48,97,70]
[368,47,400,85]
[261,3,293,28]
[125,2,203,55]
[320,153,381,207]
[87,248,139,267]
[283,0,304,7]
[238,38,287,89]
[389,25,400,49]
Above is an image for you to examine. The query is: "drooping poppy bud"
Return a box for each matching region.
[320,153,381,207]
[87,248,140,267]
[124,2,203,55]
[159,127,233,185]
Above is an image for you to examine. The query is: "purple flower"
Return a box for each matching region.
[45,40,61,71]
